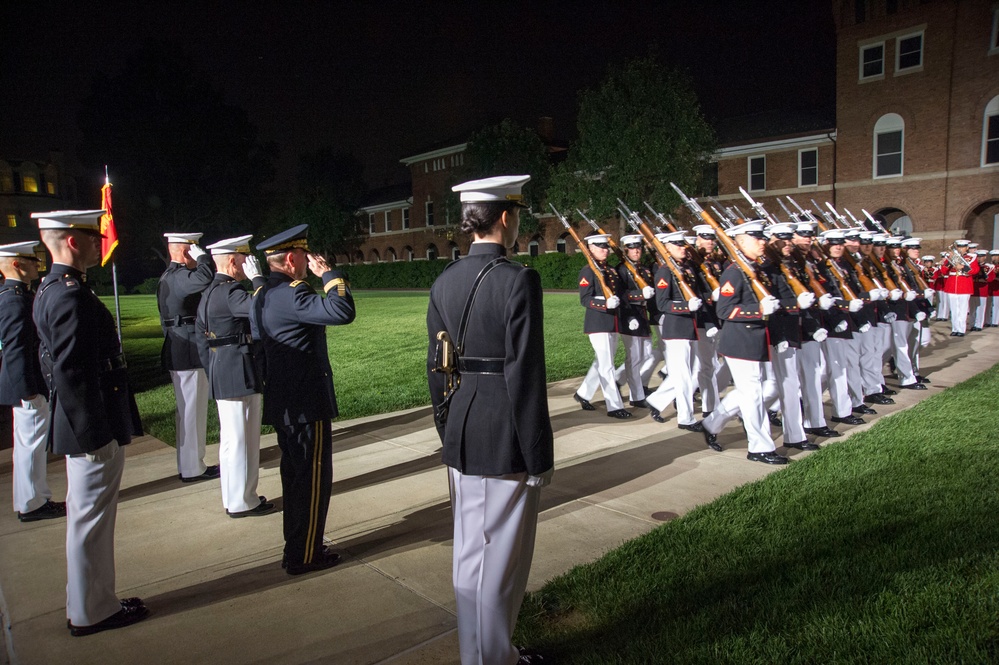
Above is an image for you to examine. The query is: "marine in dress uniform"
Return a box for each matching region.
[574,234,632,418]
[0,241,65,521]
[987,250,999,327]
[943,239,979,336]
[899,238,933,385]
[195,235,274,517]
[31,210,148,636]
[426,175,553,665]
[866,234,900,403]
[842,229,882,417]
[250,224,355,575]
[971,249,993,331]
[701,222,789,464]
[615,234,656,407]
[690,225,727,417]
[158,232,218,481]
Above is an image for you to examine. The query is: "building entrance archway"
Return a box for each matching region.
[871,207,912,236]
[963,200,999,248]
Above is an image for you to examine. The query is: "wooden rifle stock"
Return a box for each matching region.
[763,243,810,297]
[619,206,698,302]
[790,246,830,298]
[645,200,719,291]
[549,205,612,299]
[578,210,650,291]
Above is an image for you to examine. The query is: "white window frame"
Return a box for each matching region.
[402,207,410,229]
[859,41,885,81]
[748,155,766,192]
[990,8,999,55]
[450,244,460,261]
[425,200,435,226]
[873,113,905,178]
[895,30,924,75]
[528,239,540,257]
[384,210,391,232]
[983,95,999,167]
[798,148,819,187]
[368,213,375,234]
[427,244,438,261]
[556,237,566,253]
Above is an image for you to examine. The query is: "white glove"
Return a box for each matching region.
[188,244,206,260]
[796,292,815,310]
[642,286,655,300]
[526,467,554,488]
[705,326,719,338]
[687,297,702,312]
[924,288,935,300]
[915,311,927,322]
[880,288,890,300]
[884,312,897,323]
[868,289,882,301]
[243,255,262,280]
[849,299,864,313]
[835,320,849,333]
[859,323,872,333]
[628,318,639,331]
[776,340,789,353]
[605,296,620,310]
[712,287,721,301]
[904,289,917,302]
[812,328,829,342]
[818,293,836,310]
[760,295,780,316]
[85,440,119,463]
[890,289,903,301]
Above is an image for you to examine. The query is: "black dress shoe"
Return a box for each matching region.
[607,409,633,419]
[949,332,958,336]
[69,600,149,637]
[916,375,930,384]
[852,404,877,415]
[658,368,668,380]
[747,451,789,465]
[629,399,649,408]
[956,332,965,337]
[784,440,820,451]
[888,357,896,373]
[287,548,342,575]
[702,427,722,452]
[971,327,981,332]
[767,410,783,427]
[649,407,666,423]
[899,382,927,390]
[227,496,276,518]
[864,393,895,405]
[831,415,865,425]
[880,384,897,396]
[573,393,595,411]
[642,385,650,396]
[180,465,221,483]
[18,499,66,522]
[804,426,841,438]
[678,421,704,433]
[702,411,712,419]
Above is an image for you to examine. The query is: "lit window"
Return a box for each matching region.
[402,207,410,229]
[21,176,38,193]
[799,149,818,187]
[426,200,435,226]
[46,181,56,194]
[748,156,766,191]
[983,96,999,166]
[0,174,12,192]
[6,214,17,228]
[896,32,923,73]
[874,113,904,178]
[384,211,391,232]
[859,43,884,80]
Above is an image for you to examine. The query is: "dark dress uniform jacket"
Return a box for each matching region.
[715,263,770,362]
[616,263,651,337]
[426,242,553,477]
[196,274,266,400]
[578,262,623,334]
[0,281,46,405]
[250,270,355,427]
[763,259,803,349]
[653,263,698,340]
[157,255,215,371]
[814,260,856,340]
[33,264,142,455]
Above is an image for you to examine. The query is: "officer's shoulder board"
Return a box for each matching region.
[289,279,313,291]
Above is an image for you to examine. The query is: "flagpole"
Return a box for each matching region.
[105,166,123,345]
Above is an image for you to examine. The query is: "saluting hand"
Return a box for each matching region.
[308,253,331,277]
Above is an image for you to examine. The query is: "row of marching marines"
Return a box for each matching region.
[553,183,997,466]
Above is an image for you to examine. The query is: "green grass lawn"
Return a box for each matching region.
[108,291,611,445]
[513,364,999,664]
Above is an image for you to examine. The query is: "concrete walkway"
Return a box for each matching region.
[1,323,996,665]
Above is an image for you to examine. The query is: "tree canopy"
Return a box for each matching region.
[548,55,716,221]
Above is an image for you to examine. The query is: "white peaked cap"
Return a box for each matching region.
[901,237,922,247]
[620,234,644,246]
[585,234,611,245]
[727,221,765,236]
[164,232,203,244]
[206,234,253,255]
[0,241,40,257]
[657,230,686,244]
[452,175,530,205]
[31,209,105,232]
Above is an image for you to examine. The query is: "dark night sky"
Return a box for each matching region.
[1,1,836,189]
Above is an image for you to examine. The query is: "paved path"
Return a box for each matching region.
[1,323,996,665]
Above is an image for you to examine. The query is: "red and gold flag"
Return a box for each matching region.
[100,179,119,266]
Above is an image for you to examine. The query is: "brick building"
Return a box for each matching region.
[0,151,81,243]
[714,0,999,252]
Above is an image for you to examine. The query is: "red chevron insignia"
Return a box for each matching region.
[579,277,590,287]
[720,281,735,296]
[657,278,668,288]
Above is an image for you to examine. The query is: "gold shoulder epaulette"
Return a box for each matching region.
[290,280,306,288]
[324,277,349,297]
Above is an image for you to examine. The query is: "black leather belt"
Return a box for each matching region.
[162,316,197,328]
[99,354,127,373]
[458,357,504,374]
[207,334,250,348]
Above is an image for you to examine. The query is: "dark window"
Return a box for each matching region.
[749,156,766,191]
[426,201,435,226]
[886,0,897,15]
[855,0,867,25]
[402,208,410,229]
[529,240,539,257]
[861,44,884,78]
[876,130,903,176]
[986,115,999,165]
[800,149,818,186]
[898,34,923,70]
[556,237,566,253]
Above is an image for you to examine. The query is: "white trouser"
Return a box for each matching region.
[620,335,649,401]
[907,321,923,374]
[856,327,883,399]
[972,296,986,329]
[641,331,666,385]
[646,338,697,426]
[170,369,209,477]
[798,339,828,429]
[450,468,540,665]
[217,394,262,513]
[891,320,917,386]
[703,357,776,454]
[991,296,999,326]
[66,441,124,627]
[936,291,950,319]
[12,395,52,513]
[693,334,721,415]
[877,322,893,366]
[577,333,624,412]
[950,294,970,334]
[824,337,855,418]
[771,345,807,444]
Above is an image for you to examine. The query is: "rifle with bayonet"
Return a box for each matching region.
[550,204,613,300]
[862,208,931,292]
[646,200,721,292]
[784,196,864,304]
[842,207,906,297]
[617,199,699,303]
[815,201,880,294]
[737,188,812,298]
[576,208,651,291]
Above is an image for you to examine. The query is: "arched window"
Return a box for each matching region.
[557,233,569,254]
[449,243,460,261]
[404,246,414,262]
[528,238,540,257]
[427,244,438,261]
[983,95,999,167]
[873,113,904,178]
[368,249,380,263]
[386,247,397,262]
[354,251,364,264]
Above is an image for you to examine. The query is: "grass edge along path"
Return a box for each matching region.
[514,363,999,664]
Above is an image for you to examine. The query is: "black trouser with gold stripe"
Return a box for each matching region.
[275,420,332,565]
